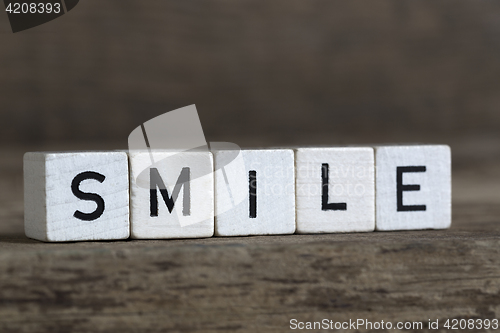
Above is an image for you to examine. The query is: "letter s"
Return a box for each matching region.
[71,171,106,221]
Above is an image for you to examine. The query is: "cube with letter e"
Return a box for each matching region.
[375,145,451,231]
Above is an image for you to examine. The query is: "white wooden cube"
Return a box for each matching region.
[375,145,451,231]
[129,150,214,239]
[295,147,375,233]
[214,149,295,236]
[24,152,130,242]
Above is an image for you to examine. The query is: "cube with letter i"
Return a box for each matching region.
[295,147,375,233]
[214,149,296,236]
[128,150,214,239]
[24,152,130,242]
[374,145,451,231]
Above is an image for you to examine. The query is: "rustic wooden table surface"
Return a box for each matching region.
[1,140,499,332]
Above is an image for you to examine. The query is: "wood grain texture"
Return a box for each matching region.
[2,1,500,144]
[0,142,499,332]
[1,211,500,333]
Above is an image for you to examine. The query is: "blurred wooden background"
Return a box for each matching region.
[1,0,500,146]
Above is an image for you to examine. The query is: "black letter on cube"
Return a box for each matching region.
[396,166,427,212]
[321,163,347,211]
[71,171,106,221]
[249,170,257,218]
[150,167,191,217]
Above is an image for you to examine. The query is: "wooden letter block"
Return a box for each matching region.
[24,152,130,242]
[129,151,214,239]
[214,149,295,236]
[295,147,375,233]
[375,145,451,231]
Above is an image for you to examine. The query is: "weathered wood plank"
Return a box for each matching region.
[1,143,500,332]
[0,205,499,332]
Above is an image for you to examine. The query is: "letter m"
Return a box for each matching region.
[150,167,190,217]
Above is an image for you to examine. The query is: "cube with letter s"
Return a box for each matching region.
[24,152,130,242]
